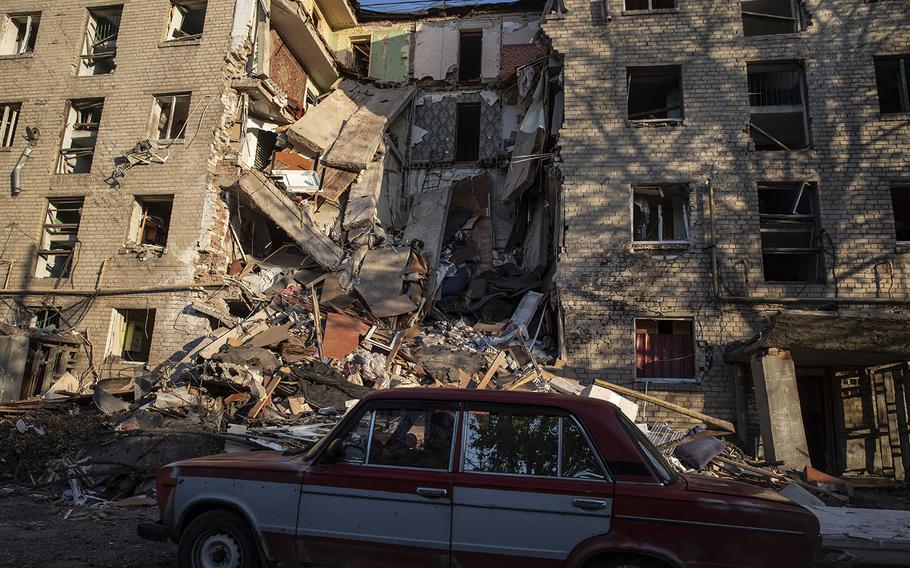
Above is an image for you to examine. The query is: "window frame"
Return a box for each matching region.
[79,5,122,76]
[741,0,802,37]
[459,404,611,482]
[165,0,207,42]
[891,183,910,244]
[57,98,104,174]
[151,93,192,142]
[633,317,697,384]
[630,184,691,245]
[874,55,910,115]
[129,195,174,248]
[747,61,811,151]
[36,197,84,279]
[0,102,20,147]
[757,181,825,283]
[626,65,684,125]
[0,12,41,56]
[624,0,677,12]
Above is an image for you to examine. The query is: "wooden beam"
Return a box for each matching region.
[594,379,736,433]
[478,350,507,390]
[247,373,283,419]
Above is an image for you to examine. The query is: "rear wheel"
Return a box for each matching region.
[177,510,263,568]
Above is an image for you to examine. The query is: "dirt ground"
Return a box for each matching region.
[0,488,175,568]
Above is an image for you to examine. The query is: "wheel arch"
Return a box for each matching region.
[579,549,680,568]
[176,499,275,567]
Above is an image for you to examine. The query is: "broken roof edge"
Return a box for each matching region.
[355,0,546,22]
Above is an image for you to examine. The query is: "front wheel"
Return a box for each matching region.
[177,510,263,568]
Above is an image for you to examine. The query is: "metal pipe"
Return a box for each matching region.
[0,282,226,297]
[10,146,32,196]
[706,177,721,299]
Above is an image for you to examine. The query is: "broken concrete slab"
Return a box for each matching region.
[750,348,811,469]
[780,483,826,508]
[582,383,639,422]
[343,146,386,231]
[403,185,452,269]
[286,79,366,155]
[355,247,410,311]
[211,346,281,370]
[233,170,343,269]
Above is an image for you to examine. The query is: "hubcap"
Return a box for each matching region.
[195,531,243,568]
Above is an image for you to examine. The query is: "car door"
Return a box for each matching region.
[298,400,457,568]
[451,404,614,568]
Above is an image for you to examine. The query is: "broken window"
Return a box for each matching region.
[635,319,695,381]
[748,62,809,151]
[152,93,191,141]
[632,185,689,243]
[31,308,60,330]
[741,0,801,37]
[891,184,910,243]
[625,0,676,10]
[627,66,683,123]
[0,13,40,55]
[166,0,206,41]
[79,5,122,76]
[455,102,481,162]
[458,30,483,82]
[351,37,371,76]
[36,198,83,279]
[107,309,156,362]
[0,103,20,147]
[58,99,103,174]
[874,55,910,114]
[757,181,824,283]
[129,196,174,248]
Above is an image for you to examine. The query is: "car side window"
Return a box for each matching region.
[328,406,456,470]
[463,408,607,480]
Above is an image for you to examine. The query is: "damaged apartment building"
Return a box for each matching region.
[0,0,563,410]
[544,0,910,480]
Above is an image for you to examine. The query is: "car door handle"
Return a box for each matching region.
[416,487,448,499]
[572,498,608,510]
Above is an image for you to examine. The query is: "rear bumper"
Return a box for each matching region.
[137,521,170,543]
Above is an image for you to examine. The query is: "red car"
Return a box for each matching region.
[138,388,820,568]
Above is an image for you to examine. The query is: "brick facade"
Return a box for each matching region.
[544,0,910,428]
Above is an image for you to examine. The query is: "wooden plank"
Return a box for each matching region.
[594,378,736,433]
[506,370,539,391]
[319,165,358,203]
[247,373,283,419]
[477,350,507,390]
[310,285,323,360]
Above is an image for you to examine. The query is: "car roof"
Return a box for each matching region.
[361,387,619,415]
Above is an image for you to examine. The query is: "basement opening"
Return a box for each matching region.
[757,181,824,283]
[632,184,689,243]
[891,184,910,243]
[455,102,481,162]
[458,30,483,82]
[58,99,104,174]
[741,0,800,37]
[107,309,156,363]
[79,5,122,76]
[129,195,174,248]
[166,0,206,41]
[627,66,683,124]
[635,319,695,383]
[0,13,40,55]
[748,62,809,151]
[874,55,910,115]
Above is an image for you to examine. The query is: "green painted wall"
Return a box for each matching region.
[368,28,411,83]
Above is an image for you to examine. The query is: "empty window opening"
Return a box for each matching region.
[166,0,206,41]
[458,30,483,82]
[58,99,103,174]
[758,181,824,283]
[0,103,20,147]
[635,319,695,381]
[351,37,371,76]
[31,308,61,330]
[107,309,156,363]
[874,55,910,115]
[741,0,800,37]
[632,185,690,243]
[0,13,40,55]
[36,198,83,279]
[748,62,809,151]
[455,102,482,162]
[129,196,174,248]
[79,5,122,76]
[891,184,910,243]
[625,0,676,10]
[152,93,191,141]
[627,66,683,123]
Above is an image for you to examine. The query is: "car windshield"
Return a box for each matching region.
[299,419,345,460]
[617,412,677,484]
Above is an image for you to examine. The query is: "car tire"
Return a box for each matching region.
[177,509,263,568]
[589,555,665,568]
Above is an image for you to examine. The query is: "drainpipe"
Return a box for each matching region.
[10,146,32,196]
[706,176,721,299]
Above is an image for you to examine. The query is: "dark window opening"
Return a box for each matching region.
[632,184,690,242]
[458,30,483,82]
[79,5,122,76]
[891,184,910,242]
[0,103,20,147]
[351,38,371,76]
[111,308,155,362]
[31,308,61,330]
[58,99,103,174]
[167,0,206,40]
[742,0,800,37]
[625,0,676,10]
[748,62,809,151]
[254,129,278,170]
[874,55,910,114]
[0,13,40,55]
[131,196,174,247]
[36,198,83,278]
[758,181,824,282]
[455,102,481,162]
[627,66,683,123]
[635,319,695,381]
[153,93,191,140]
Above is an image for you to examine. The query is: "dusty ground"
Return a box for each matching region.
[0,488,175,568]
